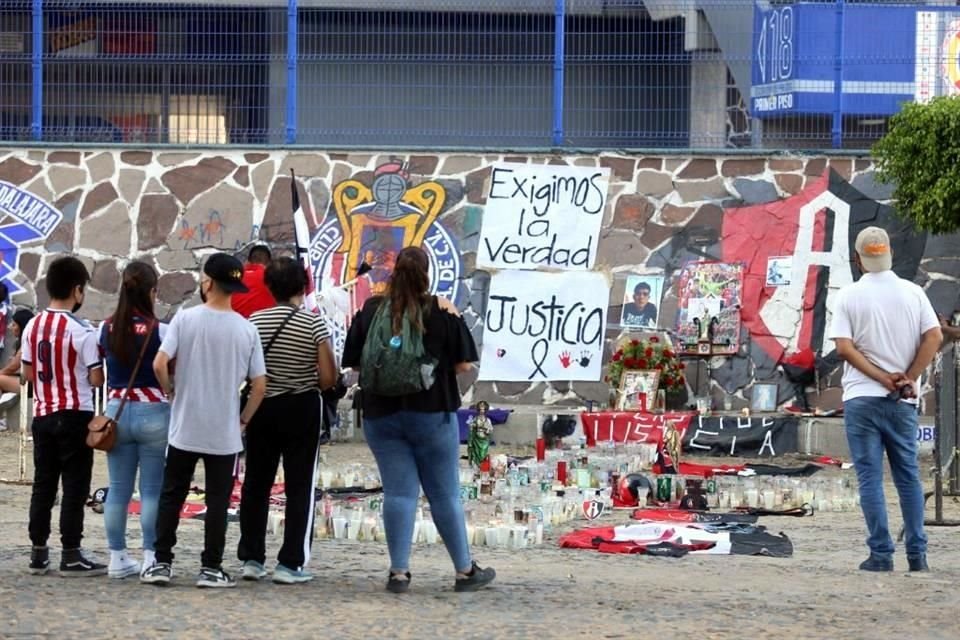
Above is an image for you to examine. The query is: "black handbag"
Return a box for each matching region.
[87,319,157,452]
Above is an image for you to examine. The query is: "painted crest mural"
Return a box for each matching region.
[310,161,461,306]
[308,160,462,355]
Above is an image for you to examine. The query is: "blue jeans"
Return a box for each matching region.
[103,400,170,552]
[364,411,472,573]
[844,396,927,559]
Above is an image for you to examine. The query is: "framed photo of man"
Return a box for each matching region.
[620,274,664,329]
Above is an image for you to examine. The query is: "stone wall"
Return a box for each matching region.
[1,148,957,411]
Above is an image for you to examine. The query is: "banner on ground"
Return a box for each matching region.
[580,412,799,457]
[477,163,610,271]
[684,415,798,457]
[581,411,693,447]
[478,270,609,382]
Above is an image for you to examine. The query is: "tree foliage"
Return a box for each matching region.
[872,96,960,234]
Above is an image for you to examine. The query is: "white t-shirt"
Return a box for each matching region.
[829,270,939,402]
[159,305,266,455]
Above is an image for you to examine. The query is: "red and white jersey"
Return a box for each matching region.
[99,318,169,403]
[22,309,102,417]
[106,386,166,402]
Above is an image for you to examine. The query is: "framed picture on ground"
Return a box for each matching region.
[618,369,660,411]
[751,383,779,413]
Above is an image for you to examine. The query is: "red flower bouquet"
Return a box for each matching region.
[606,336,686,392]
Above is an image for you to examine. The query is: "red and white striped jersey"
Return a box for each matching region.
[106,386,166,402]
[98,317,169,404]
[22,309,102,417]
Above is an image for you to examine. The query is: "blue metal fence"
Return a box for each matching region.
[0,0,948,150]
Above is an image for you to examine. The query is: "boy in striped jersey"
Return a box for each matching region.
[21,256,106,576]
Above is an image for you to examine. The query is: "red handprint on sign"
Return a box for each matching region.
[559,351,572,368]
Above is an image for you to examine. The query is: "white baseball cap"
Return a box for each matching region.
[854,226,892,273]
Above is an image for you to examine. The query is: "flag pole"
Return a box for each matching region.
[18,378,27,481]
[291,169,320,314]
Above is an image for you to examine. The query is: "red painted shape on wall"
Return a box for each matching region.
[721,172,830,364]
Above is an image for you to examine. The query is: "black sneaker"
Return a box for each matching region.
[140,562,172,585]
[386,571,411,594]
[29,546,49,575]
[454,562,496,592]
[908,555,930,572]
[196,567,236,588]
[59,549,107,577]
[858,555,893,572]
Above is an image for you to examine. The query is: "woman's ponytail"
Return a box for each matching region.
[386,246,430,334]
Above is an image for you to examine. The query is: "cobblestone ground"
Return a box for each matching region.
[2,431,960,640]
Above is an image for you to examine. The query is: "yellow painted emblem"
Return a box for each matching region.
[330,161,446,294]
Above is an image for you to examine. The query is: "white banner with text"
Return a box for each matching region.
[477,163,610,270]
[478,270,609,382]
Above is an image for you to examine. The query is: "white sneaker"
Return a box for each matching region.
[0,392,17,410]
[196,567,236,588]
[272,564,314,584]
[241,560,268,581]
[0,418,7,432]
[140,562,172,585]
[108,551,141,579]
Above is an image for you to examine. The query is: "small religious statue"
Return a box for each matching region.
[467,401,494,468]
[662,419,683,474]
[693,311,720,354]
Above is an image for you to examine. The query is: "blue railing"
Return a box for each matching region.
[0,1,947,150]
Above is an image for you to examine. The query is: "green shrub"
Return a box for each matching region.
[872,96,960,234]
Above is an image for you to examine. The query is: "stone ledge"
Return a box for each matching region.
[346,403,935,458]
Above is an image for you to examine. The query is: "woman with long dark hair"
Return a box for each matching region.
[342,246,495,593]
[98,261,170,579]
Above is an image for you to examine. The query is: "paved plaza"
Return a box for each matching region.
[1,434,959,640]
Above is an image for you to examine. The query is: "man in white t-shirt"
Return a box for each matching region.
[829,226,942,573]
[141,253,267,588]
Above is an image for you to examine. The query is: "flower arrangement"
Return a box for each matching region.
[606,336,686,392]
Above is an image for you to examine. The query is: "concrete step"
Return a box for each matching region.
[346,403,936,459]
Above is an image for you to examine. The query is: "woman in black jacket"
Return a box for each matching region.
[343,246,495,594]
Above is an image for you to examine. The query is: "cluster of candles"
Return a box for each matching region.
[262,443,662,547]
[266,491,605,548]
[464,442,658,498]
[708,474,860,512]
[261,441,860,548]
[645,473,860,512]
